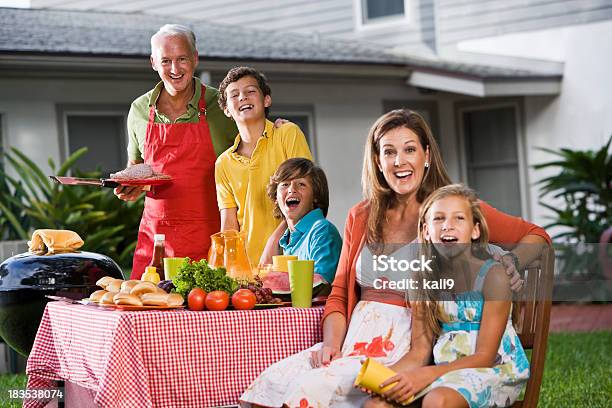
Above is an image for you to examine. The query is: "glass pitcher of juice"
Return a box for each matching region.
[222,230,253,280]
[208,232,225,268]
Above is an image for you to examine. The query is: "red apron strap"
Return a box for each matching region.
[198,85,207,122]
[148,104,156,123]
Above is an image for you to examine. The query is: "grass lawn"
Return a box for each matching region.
[0,331,609,407]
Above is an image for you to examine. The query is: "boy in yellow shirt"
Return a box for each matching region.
[215,66,312,265]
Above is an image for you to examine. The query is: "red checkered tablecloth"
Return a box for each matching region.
[25,301,323,407]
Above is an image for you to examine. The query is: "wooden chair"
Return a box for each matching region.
[511,246,555,407]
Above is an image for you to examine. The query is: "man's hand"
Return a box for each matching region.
[273,118,289,128]
[493,252,524,292]
[114,185,145,201]
[310,344,341,368]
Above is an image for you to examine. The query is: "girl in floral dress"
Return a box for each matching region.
[240,110,548,408]
[365,184,531,408]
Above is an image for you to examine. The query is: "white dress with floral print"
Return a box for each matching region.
[420,259,530,408]
[240,247,413,408]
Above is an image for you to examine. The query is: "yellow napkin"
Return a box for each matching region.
[28,229,84,255]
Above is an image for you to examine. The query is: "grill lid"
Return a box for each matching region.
[0,251,124,290]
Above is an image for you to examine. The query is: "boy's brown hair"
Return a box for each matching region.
[218,66,272,117]
[267,158,330,219]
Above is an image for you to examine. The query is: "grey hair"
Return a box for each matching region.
[151,24,197,55]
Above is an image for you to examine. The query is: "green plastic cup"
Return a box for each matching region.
[288,260,314,308]
[163,257,186,282]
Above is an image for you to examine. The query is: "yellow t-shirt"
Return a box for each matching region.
[215,120,313,264]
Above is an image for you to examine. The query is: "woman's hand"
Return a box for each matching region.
[310,344,341,368]
[493,252,523,292]
[379,366,437,404]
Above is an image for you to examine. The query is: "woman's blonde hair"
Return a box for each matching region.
[415,184,490,336]
[362,109,451,245]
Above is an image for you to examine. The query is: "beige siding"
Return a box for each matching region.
[436,0,612,46]
[32,0,436,52]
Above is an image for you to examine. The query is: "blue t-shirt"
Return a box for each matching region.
[279,208,342,284]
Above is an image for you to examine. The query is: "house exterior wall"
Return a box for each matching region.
[457,19,612,239]
[435,0,612,48]
[0,72,463,231]
[31,0,435,52]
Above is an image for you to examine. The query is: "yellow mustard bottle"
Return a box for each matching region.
[142,266,160,284]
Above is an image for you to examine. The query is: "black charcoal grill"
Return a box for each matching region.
[0,251,124,356]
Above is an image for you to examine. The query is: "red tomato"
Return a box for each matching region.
[231,289,257,310]
[205,290,230,311]
[187,288,207,311]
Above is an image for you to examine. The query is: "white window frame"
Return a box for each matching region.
[456,99,530,218]
[57,104,128,173]
[354,0,413,31]
[269,105,317,160]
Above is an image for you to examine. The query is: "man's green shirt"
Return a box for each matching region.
[127,78,237,162]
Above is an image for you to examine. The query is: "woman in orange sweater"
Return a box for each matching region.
[239,109,550,408]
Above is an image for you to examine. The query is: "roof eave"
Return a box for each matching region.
[0,52,410,79]
[407,69,562,97]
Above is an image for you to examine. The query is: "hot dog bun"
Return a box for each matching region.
[106,279,124,293]
[120,280,141,293]
[166,293,184,307]
[101,291,118,304]
[96,276,115,289]
[130,282,158,297]
[140,292,169,306]
[114,292,143,306]
[89,289,108,302]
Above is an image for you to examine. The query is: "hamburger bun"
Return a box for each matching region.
[89,289,108,302]
[95,276,115,289]
[114,293,143,306]
[130,282,158,297]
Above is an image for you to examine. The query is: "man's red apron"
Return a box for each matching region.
[131,85,219,279]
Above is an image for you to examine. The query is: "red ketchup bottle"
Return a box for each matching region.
[148,234,166,280]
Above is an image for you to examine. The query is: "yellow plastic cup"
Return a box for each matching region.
[163,257,186,282]
[273,255,298,272]
[354,358,414,404]
[288,260,314,308]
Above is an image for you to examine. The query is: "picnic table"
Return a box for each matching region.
[25,301,323,407]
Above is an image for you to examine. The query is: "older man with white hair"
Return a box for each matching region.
[115,24,237,279]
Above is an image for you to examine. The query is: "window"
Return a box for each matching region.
[0,115,3,170]
[269,105,317,159]
[58,105,128,177]
[460,105,524,217]
[362,0,405,22]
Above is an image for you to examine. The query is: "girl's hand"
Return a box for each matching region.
[379,366,437,404]
[310,345,340,368]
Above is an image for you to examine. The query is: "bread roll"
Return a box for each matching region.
[90,289,108,302]
[166,293,184,307]
[120,280,141,293]
[141,292,169,306]
[101,291,118,304]
[106,279,124,293]
[96,276,115,289]
[114,292,143,306]
[130,282,158,297]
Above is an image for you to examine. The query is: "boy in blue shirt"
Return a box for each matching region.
[267,158,342,289]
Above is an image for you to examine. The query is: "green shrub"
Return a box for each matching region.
[0,147,143,267]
